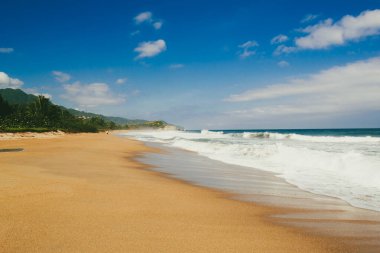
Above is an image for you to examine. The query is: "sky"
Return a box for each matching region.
[1,0,380,129]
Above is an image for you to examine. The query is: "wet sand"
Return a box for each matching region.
[0,133,355,252]
[138,143,380,252]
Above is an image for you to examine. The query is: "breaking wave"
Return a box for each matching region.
[122,129,380,212]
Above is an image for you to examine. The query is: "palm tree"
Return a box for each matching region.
[29,95,51,116]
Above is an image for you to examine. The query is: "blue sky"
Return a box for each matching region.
[1,0,380,129]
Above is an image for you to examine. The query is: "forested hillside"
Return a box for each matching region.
[0,89,172,132]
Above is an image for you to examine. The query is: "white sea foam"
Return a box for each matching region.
[122,130,380,212]
[240,132,380,143]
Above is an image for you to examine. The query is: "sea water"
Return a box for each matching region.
[122,128,380,212]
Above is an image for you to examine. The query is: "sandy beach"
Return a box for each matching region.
[0,133,354,252]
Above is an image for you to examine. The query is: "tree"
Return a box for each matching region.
[0,95,13,117]
[28,95,51,117]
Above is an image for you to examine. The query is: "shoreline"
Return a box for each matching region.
[0,133,359,252]
[135,141,380,250]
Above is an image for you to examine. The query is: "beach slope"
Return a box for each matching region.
[0,133,351,252]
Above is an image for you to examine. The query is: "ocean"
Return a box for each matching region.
[122,128,380,212]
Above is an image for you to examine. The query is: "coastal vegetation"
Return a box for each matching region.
[0,94,112,132]
[0,88,171,133]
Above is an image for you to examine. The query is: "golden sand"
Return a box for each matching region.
[0,133,353,252]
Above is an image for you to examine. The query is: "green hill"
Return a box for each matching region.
[0,88,147,125]
[0,88,37,105]
[0,88,179,132]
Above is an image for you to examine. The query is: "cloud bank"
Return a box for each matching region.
[226,57,380,117]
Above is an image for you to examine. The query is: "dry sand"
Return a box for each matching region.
[0,133,354,252]
[0,131,65,140]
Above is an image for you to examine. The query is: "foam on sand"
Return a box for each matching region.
[123,130,380,212]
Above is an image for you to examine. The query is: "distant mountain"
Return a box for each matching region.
[0,88,148,125]
[103,116,147,125]
[66,108,148,125]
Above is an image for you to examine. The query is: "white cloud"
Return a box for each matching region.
[134,11,163,30]
[134,11,152,24]
[271,34,288,44]
[226,57,380,116]
[153,21,163,30]
[296,9,380,49]
[116,78,128,85]
[52,71,71,83]
[238,40,259,59]
[0,72,23,88]
[301,14,319,23]
[134,39,167,59]
[274,45,297,55]
[62,82,126,107]
[169,64,184,69]
[277,60,290,67]
[0,48,14,53]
